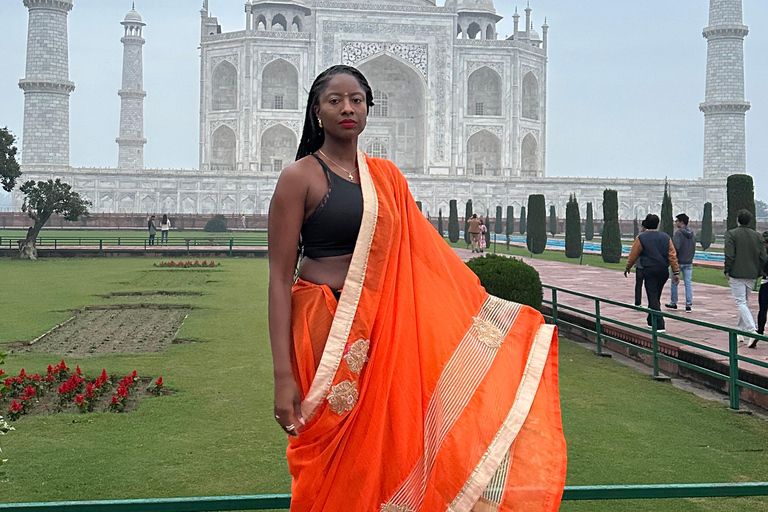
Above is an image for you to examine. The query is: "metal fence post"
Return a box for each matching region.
[595,299,603,355]
[99,239,102,253]
[551,288,558,326]
[651,313,659,378]
[579,239,585,265]
[728,331,740,410]
[229,238,234,257]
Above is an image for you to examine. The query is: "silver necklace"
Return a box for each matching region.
[318,150,358,182]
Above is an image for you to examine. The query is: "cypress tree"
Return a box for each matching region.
[601,189,622,263]
[633,218,639,239]
[464,199,473,246]
[727,174,756,230]
[437,208,443,237]
[519,206,527,235]
[506,205,514,246]
[448,200,460,243]
[660,180,674,238]
[549,205,557,236]
[700,202,713,251]
[526,194,547,254]
[416,201,422,212]
[494,206,503,237]
[585,202,594,241]
[565,194,582,258]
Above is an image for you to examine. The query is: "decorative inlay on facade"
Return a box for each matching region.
[466,124,503,140]
[211,54,238,68]
[259,119,301,137]
[702,25,749,39]
[317,1,443,13]
[699,102,751,113]
[259,52,301,70]
[18,80,76,94]
[341,41,428,77]
[467,60,503,76]
[210,119,237,135]
[520,128,540,139]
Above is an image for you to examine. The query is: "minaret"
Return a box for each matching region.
[18,0,75,168]
[116,4,147,169]
[700,0,750,179]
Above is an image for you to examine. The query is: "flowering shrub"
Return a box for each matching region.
[0,351,13,482]
[1,359,167,421]
[155,260,218,268]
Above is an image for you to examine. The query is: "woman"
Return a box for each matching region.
[268,65,566,512]
[160,214,171,245]
[479,217,488,252]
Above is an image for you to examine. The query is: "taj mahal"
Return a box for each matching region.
[12,0,751,221]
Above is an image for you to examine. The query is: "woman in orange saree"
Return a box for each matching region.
[269,66,566,512]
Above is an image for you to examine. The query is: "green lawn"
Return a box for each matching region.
[0,258,765,511]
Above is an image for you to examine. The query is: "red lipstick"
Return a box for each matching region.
[340,119,357,128]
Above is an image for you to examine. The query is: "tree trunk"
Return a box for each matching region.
[19,220,45,260]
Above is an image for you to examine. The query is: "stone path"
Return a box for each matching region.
[454,248,768,377]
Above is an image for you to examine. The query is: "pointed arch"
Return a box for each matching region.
[486,24,495,40]
[262,58,299,110]
[522,72,540,120]
[521,133,538,176]
[255,14,267,30]
[221,196,236,214]
[212,61,237,111]
[468,66,502,116]
[140,194,156,213]
[358,53,426,173]
[241,196,255,213]
[261,124,297,173]
[211,125,236,171]
[182,196,197,214]
[271,13,287,31]
[201,196,217,215]
[119,194,135,213]
[292,16,302,32]
[467,129,501,176]
[99,194,115,214]
[467,22,481,39]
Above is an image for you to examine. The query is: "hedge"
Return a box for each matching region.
[464,199,473,246]
[660,180,674,238]
[519,206,527,235]
[506,205,514,246]
[601,189,622,263]
[465,254,542,310]
[549,205,557,236]
[565,194,581,258]
[448,199,460,243]
[585,202,594,241]
[727,174,756,230]
[526,194,547,255]
[700,202,713,251]
[204,215,229,232]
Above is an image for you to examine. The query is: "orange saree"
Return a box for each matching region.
[287,152,566,512]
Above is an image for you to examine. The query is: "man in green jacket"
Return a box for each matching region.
[724,209,768,348]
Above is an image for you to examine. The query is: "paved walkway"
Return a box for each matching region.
[454,248,768,377]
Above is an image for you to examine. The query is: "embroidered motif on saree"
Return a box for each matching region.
[344,338,370,373]
[380,504,415,512]
[473,317,504,348]
[326,380,359,414]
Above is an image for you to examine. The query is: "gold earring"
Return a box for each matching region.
[317,118,323,128]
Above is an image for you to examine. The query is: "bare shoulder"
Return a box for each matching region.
[274,156,318,193]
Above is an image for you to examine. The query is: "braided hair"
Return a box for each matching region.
[295,65,374,161]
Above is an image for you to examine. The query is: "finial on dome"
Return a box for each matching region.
[132,2,135,9]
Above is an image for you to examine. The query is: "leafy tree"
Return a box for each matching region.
[19,179,91,260]
[505,205,514,246]
[448,199,460,243]
[204,214,229,232]
[700,202,713,251]
[601,189,622,263]
[727,174,756,230]
[633,218,639,239]
[464,199,473,247]
[549,205,557,236]
[519,206,527,235]
[660,180,674,238]
[585,202,594,241]
[0,127,21,193]
[437,208,443,237]
[526,194,547,255]
[756,199,768,222]
[565,194,581,258]
[494,205,503,238]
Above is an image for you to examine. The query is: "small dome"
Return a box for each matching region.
[457,0,495,14]
[529,28,541,42]
[123,6,144,24]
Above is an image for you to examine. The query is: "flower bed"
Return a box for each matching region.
[154,259,219,268]
[0,360,167,421]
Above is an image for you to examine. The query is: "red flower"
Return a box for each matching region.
[202,260,207,266]
[14,376,23,384]
[44,373,55,383]
[194,260,199,265]
[30,373,42,382]
[9,400,23,412]
[110,395,119,405]
[176,261,183,267]
[74,394,85,405]
[3,378,12,388]
[19,368,28,379]
[209,260,215,266]
[47,364,54,374]
[155,376,163,387]
[117,384,129,398]
[23,385,36,398]
[76,366,82,375]
[169,260,175,265]
[100,369,109,384]
[86,382,95,398]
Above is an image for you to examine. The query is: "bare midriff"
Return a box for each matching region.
[298,253,353,291]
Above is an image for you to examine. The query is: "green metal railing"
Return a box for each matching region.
[542,284,768,410]
[2,235,268,252]
[2,482,768,510]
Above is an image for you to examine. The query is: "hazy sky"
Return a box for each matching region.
[1,1,766,203]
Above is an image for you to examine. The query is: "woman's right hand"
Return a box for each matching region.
[274,375,304,437]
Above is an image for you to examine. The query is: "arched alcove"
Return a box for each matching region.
[161,196,176,213]
[221,196,236,214]
[100,194,115,214]
[212,61,237,111]
[241,196,255,213]
[271,14,287,31]
[521,133,538,176]
[201,197,217,215]
[522,72,540,120]
[457,24,463,39]
[182,197,196,214]
[119,194,135,213]
[211,125,236,171]
[468,66,502,116]
[486,24,495,40]
[358,54,426,173]
[255,14,267,30]
[467,22,481,39]
[261,124,297,173]
[467,129,501,176]
[261,59,298,110]
[140,195,156,213]
[292,16,302,32]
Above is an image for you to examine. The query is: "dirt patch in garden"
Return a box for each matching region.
[98,290,203,299]
[9,304,192,357]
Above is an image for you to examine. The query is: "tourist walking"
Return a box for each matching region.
[160,214,171,245]
[757,231,768,337]
[633,219,647,306]
[624,213,680,332]
[724,209,768,348]
[267,65,565,512]
[241,214,247,229]
[147,215,157,246]
[665,213,695,312]
[467,213,481,252]
[479,217,487,252]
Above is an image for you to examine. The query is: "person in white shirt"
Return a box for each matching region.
[160,214,171,245]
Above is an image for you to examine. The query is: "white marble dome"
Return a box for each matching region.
[123,7,143,24]
[457,0,496,14]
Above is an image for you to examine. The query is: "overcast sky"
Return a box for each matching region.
[1,0,766,204]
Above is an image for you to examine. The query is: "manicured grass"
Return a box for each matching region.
[447,239,729,287]
[1,258,766,510]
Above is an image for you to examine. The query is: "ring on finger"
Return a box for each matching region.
[284,423,296,431]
